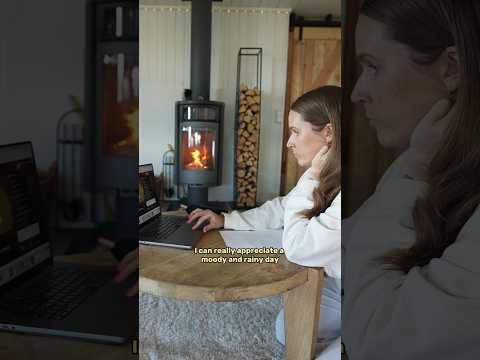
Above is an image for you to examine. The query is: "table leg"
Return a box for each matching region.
[284,268,324,360]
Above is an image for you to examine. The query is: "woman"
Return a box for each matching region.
[188,85,342,359]
[343,1,480,359]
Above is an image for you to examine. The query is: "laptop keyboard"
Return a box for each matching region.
[0,267,111,321]
[140,216,186,239]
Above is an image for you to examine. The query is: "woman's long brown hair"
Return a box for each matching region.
[361,0,480,272]
[290,86,341,219]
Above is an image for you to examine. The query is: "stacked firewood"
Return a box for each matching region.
[235,84,261,208]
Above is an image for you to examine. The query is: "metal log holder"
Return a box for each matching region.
[234,47,262,209]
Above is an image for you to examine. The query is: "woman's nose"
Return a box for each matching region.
[351,77,369,104]
[286,135,294,148]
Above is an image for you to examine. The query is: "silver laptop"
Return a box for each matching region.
[0,142,135,343]
[138,164,202,249]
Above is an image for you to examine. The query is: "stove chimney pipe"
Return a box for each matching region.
[190,0,212,101]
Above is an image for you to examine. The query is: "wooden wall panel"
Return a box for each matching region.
[280,27,341,195]
[281,28,305,195]
[304,38,341,91]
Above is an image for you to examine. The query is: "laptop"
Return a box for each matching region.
[0,142,135,343]
[138,164,202,249]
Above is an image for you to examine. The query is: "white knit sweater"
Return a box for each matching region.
[224,167,341,280]
[342,152,480,360]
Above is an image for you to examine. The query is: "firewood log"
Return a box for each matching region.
[236,85,263,207]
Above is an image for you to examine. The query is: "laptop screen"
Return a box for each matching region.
[0,142,51,288]
[138,164,161,225]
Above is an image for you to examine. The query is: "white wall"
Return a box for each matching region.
[0,0,86,170]
[139,4,290,203]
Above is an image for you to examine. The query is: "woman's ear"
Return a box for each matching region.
[442,46,460,95]
[322,124,334,145]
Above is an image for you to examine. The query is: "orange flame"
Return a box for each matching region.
[186,148,209,169]
[113,108,139,150]
[191,150,204,168]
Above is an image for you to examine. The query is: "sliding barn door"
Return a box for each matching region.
[280,27,341,195]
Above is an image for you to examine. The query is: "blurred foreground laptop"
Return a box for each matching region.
[138,164,202,249]
[0,142,134,343]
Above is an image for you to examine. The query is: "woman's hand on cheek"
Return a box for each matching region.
[311,146,330,179]
[403,98,456,180]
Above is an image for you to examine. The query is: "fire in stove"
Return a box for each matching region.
[181,127,216,171]
[187,147,209,169]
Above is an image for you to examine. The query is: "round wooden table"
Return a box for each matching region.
[140,227,324,360]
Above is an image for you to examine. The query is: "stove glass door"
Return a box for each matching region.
[180,123,217,171]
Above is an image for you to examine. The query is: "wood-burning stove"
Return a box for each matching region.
[176,0,225,206]
[175,100,224,204]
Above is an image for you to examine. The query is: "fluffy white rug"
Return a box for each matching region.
[139,293,285,360]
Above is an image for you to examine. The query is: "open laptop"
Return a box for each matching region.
[0,142,134,343]
[138,164,202,249]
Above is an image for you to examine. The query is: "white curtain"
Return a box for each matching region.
[140,5,290,203]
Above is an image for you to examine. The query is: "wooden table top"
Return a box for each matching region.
[139,227,309,302]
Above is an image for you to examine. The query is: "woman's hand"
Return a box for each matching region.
[311,146,330,179]
[187,208,224,232]
[114,248,138,297]
[403,98,456,180]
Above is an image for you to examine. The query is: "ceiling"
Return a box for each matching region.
[140,0,341,19]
